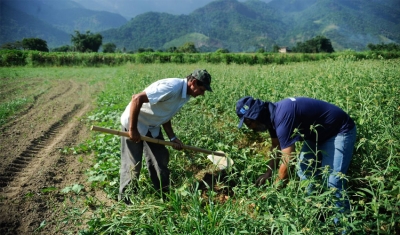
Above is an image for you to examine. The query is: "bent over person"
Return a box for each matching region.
[119,69,213,201]
[236,96,356,216]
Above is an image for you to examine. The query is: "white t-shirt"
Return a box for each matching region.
[121,78,190,138]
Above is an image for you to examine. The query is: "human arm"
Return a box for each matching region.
[256,139,295,186]
[275,144,296,184]
[128,91,149,142]
[162,120,183,150]
[255,138,281,186]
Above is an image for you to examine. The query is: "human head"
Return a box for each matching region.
[190,69,212,92]
[236,96,270,131]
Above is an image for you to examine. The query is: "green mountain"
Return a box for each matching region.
[3,0,127,33]
[102,0,287,52]
[0,2,70,48]
[102,12,194,51]
[1,0,399,51]
[269,0,400,50]
[0,0,127,48]
[101,0,399,52]
[189,0,286,51]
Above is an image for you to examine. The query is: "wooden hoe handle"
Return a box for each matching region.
[91,126,225,157]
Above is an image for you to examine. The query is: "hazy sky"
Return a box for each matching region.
[72,0,272,19]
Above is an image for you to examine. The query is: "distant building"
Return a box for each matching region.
[279,47,292,53]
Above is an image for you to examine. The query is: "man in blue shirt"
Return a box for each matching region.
[236,96,357,213]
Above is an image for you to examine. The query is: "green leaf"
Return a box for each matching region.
[71,184,84,194]
[40,187,57,193]
[88,174,107,182]
[61,186,72,194]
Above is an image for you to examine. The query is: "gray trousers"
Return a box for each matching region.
[119,126,170,200]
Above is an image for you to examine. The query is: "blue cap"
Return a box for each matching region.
[236,96,265,128]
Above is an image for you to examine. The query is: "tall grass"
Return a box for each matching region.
[70,58,400,234]
[4,57,399,234]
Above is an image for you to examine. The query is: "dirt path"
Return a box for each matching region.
[0,78,106,234]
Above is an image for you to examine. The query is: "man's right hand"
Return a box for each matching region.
[170,137,184,150]
[129,129,141,143]
[255,172,272,186]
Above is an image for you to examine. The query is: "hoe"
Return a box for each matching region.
[91,126,234,170]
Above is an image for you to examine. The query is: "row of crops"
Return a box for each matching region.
[71,57,399,234]
[2,55,398,234]
[1,49,400,67]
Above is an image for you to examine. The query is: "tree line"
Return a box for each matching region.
[1,31,399,54]
[367,43,400,52]
[0,31,201,54]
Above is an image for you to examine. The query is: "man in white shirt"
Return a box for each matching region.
[119,69,212,202]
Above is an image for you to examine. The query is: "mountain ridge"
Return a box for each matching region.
[0,2,70,48]
[1,0,127,37]
[1,0,399,51]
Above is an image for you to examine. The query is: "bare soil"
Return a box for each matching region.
[0,76,235,234]
[0,78,110,234]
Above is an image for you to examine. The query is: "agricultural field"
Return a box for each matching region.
[0,57,399,234]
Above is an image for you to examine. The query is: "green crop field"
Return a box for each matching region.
[1,56,399,234]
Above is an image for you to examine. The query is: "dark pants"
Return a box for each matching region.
[119,126,170,200]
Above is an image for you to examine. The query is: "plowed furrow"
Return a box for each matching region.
[0,80,73,132]
[0,103,82,190]
[0,92,44,133]
[49,84,72,100]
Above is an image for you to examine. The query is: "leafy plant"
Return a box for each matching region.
[61,184,85,195]
[79,59,399,234]
[3,57,398,234]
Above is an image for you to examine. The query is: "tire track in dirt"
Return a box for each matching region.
[0,103,82,190]
[0,79,102,235]
[0,88,47,130]
[0,80,74,170]
[0,81,65,134]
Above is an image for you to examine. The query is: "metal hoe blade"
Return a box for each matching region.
[207,153,234,170]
